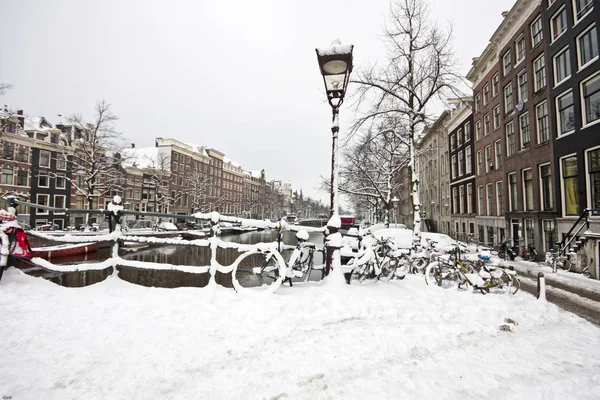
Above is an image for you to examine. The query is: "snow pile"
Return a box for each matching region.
[1,268,599,399]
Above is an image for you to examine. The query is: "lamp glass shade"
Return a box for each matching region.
[322,60,348,74]
[324,74,346,93]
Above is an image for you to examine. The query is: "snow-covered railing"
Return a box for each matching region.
[9,196,327,289]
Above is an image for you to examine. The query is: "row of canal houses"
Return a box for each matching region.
[408,0,599,277]
[0,109,327,229]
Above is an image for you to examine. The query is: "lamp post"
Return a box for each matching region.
[316,39,354,277]
[391,196,399,225]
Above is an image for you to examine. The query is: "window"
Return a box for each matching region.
[54,195,66,211]
[492,73,499,97]
[38,173,49,188]
[496,181,504,215]
[55,173,66,189]
[172,152,179,161]
[1,168,12,185]
[556,91,575,135]
[16,148,28,163]
[483,85,489,105]
[574,0,594,22]
[562,155,579,215]
[475,94,481,112]
[588,148,600,209]
[506,121,516,156]
[457,128,463,146]
[504,83,513,113]
[484,114,490,135]
[581,73,600,126]
[518,70,528,102]
[553,47,571,85]
[465,146,472,174]
[39,151,50,168]
[487,183,494,216]
[465,122,471,141]
[531,16,543,47]
[493,105,500,129]
[485,145,492,173]
[577,25,598,68]
[533,54,546,92]
[17,170,27,186]
[452,187,458,214]
[467,183,473,214]
[134,190,141,200]
[536,101,549,143]
[523,169,534,210]
[459,186,465,214]
[172,162,178,172]
[37,194,49,214]
[551,7,568,42]
[478,185,484,216]
[55,156,66,170]
[520,113,530,150]
[503,51,512,76]
[495,140,502,170]
[458,151,464,176]
[476,121,482,141]
[540,164,553,210]
[477,150,483,176]
[2,143,14,160]
[515,36,525,64]
[451,134,456,150]
[508,172,518,211]
[76,195,85,209]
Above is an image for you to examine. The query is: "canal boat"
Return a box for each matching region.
[30,242,99,259]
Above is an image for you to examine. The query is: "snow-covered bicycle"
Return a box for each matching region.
[231,229,324,292]
[347,233,408,283]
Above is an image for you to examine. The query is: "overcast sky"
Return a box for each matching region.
[1,0,516,207]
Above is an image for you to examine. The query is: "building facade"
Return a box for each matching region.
[448,99,477,241]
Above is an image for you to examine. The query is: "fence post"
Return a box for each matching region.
[537,272,546,300]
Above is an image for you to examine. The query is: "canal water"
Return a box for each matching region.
[21,229,327,289]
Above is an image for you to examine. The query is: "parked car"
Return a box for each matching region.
[176,223,188,231]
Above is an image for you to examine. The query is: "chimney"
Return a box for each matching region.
[17,109,25,128]
[131,143,135,148]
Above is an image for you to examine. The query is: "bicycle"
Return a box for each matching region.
[347,233,406,283]
[409,238,439,274]
[544,247,572,272]
[472,253,520,295]
[231,228,322,292]
[424,243,476,289]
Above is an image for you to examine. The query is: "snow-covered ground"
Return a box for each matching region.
[1,268,599,399]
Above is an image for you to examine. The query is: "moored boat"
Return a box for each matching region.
[31,242,99,259]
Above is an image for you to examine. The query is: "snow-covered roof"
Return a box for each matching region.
[184,143,209,157]
[251,170,263,179]
[121,147,160,169]
[24,116,55,132]
[223,157,241,168]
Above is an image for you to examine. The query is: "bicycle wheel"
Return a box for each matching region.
[410,257,428,274]
[232,250,285,292]
[501,271,520,295]
[425,262,442,286]
[379,258,397,281]
[350,261,371,284]
[559,258,572,272]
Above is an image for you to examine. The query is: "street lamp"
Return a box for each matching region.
[316,39,354,217]
[316,39,354,277]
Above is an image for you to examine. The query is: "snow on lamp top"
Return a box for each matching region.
[316,39,354,57]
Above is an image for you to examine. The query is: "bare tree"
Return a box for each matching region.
[55,100,125,227]
[337,119,409,226]
[350,0,461,243]
[0,84,19,140]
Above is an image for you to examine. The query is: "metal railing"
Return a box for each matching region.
[6,196,328,291]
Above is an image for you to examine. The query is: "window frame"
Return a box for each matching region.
[503,50,512,76]
[539,162,553,211]
[504,82,514,114]
[519,113,531,150]
[533,53,546,92]
[36,194,50,215]
[561,154,580,216]
[556,89,575,137]
[553,46,571,86]
[39,150,51,168]
[53,195,66,214]
[522,168,534,211]
[531,15,544,48]
[496,181,504,216]
[585,145,600,210]
[550,6,568,43]
[581,71,600,127]
[536,100,549,143]
[573,0,594,24]
[506,121,516,157]
[492,73,499,97]
[515,35,526,65]
[494,139,502,170]
[576,23,599,71]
